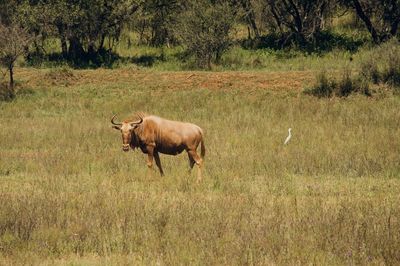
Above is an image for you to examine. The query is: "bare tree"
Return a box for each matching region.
[263,0,332,45]
[348,0,400,43]
[0,23,32,98]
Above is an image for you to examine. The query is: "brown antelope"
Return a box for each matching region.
[111,113,205,182]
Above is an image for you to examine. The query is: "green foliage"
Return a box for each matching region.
[0,0,18,25]
[344,0,400,43]
[15,0,139,63]
[1,0,399,68]
[175,0,237,69]
[130,0,184,46]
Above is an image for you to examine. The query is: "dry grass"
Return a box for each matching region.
[0,68,399,265]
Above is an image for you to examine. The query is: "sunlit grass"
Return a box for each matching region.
[0,69,399,264]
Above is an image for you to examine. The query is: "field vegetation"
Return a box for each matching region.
[1,67,400,265]
[1,0,400,265]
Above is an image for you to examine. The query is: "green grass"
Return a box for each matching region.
[35,30,374,72]
[0,69,400,265]
[114,43,362,72]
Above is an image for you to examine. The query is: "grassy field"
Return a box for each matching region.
[0,67,400,265]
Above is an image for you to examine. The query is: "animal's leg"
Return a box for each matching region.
[146,145,155,170]
[187,150,203,183]
[187,153,195,171]
[154,152,164,176]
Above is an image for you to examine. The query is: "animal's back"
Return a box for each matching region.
[147,115,202,136]
[144,115,203,149]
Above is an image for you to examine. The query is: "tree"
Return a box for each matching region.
[176,0,237,69]
[0,0,18,25]
[262,0,332,46]
[17,0,140,62]
[132,0,184,46]
[231,0,260,39]
[346,0,400,43]
[0,23,32,98]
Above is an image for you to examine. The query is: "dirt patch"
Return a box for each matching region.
[14,68,315,92]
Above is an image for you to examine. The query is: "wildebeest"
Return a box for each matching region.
[111,113,205,182]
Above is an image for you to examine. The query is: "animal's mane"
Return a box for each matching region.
[123,112,148,123]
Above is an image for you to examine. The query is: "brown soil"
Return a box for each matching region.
[15,68,315,92]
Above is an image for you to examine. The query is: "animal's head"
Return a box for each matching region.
[111,114,143,152]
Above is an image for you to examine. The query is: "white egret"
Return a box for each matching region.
[284,128,292,145]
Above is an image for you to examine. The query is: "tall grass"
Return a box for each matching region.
[0,69,400,264]
[360,38,400,88]
[305,69,371,98]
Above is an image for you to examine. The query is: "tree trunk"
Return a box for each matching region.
[61,37,68,58]
[352,0,380,43]
[207,54,212,70]
[241,0,259,39]
[389,0,400,36]
[68,37,85,60]
[390,18,400,37]
[270,3,284,34]
[88,42,96,57]
[99,35,106,51]
[56,24,68,58]
[8,64,15,98]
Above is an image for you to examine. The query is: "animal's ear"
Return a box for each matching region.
[112,125,120,130]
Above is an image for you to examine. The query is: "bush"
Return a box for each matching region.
[175,0,237,69]
[306,71,337,97]
[305,70,371,98]
[360,38,400,88]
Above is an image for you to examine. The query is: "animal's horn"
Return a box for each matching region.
[111,114,122,126]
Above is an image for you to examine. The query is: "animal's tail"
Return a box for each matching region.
[200,130,206,158]
[200,138,206,158]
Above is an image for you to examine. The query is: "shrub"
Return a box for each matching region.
[175,0,237,69]
[385,46,400,87]
[360,38,400,88]
[305,71,336,97]
[305,69,371,98]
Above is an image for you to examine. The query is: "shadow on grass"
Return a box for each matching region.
[24,30,367,70]
[242,30,366,54]
[26,49,166,69]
